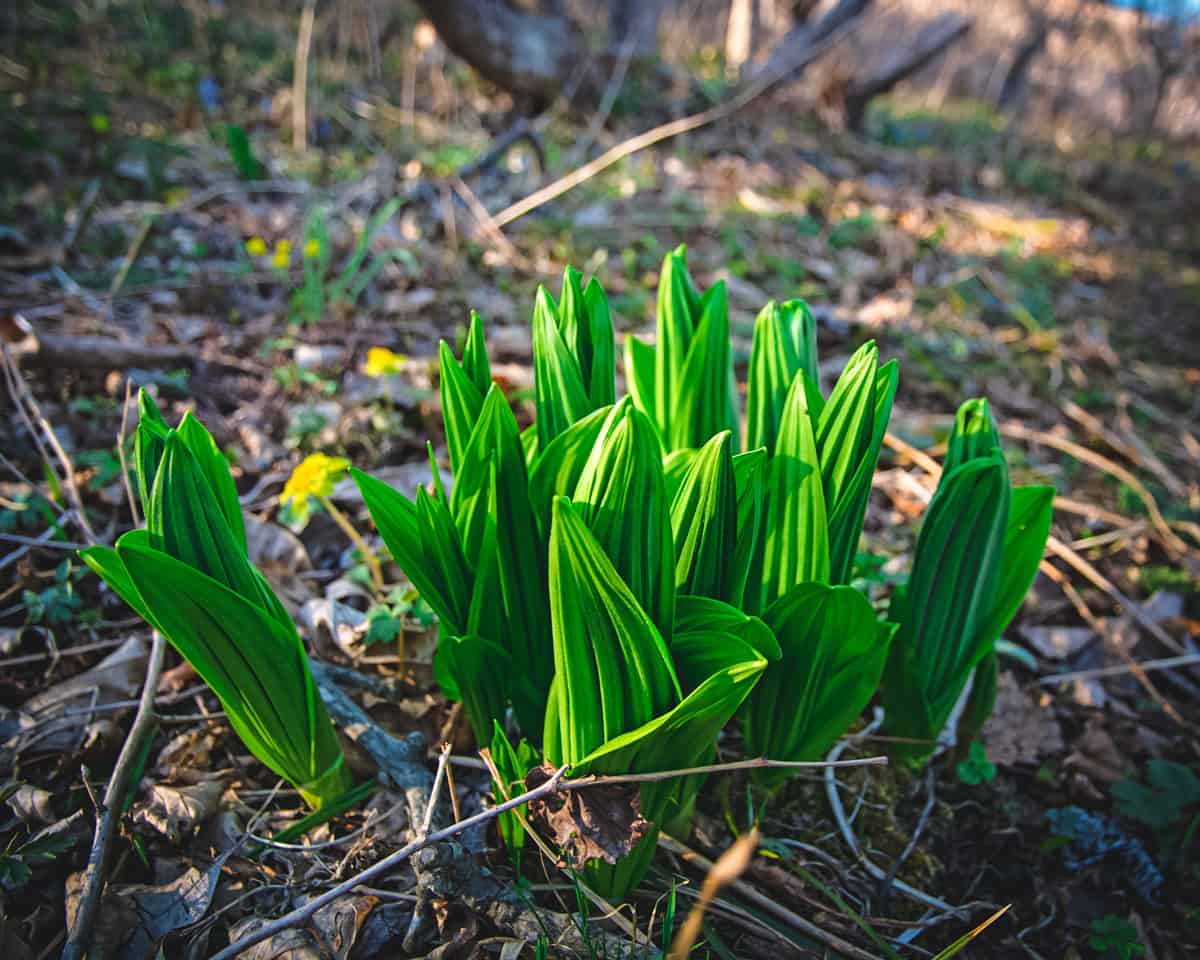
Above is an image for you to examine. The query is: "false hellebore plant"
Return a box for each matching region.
[882,398,1054,768]
[81,393,351,809]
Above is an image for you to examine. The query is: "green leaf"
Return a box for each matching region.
[743,582,892,790]
[820,353,898,584]
[134,389,169,517]
[731,448,767,611]
[672,595,779,692]
[653,246,702,443]
[976,484,1055,646]
[79,536,157,627]
[624,333,657,427]
[490,722,539,868]
[439,339,486,478]
[780,299,819,395]
[955,741,997,786]
[759,374,829,608]
[883,453,1010,767]
[669,280,737,452]
[544,496,679,768]
[943,398,1001,476]
[452,387,551,721]
[582,277,616,407]
[532,285,592,447]
[437,632,511,744]
[353,468,472,635]
[146,433,262,606]
[670,431,738,603]
[746,301,802,454]
[571,399,674,635]
[176,411,246,551]
[527,404,612,538]
[117,539,347,807]
[462,309,492,395]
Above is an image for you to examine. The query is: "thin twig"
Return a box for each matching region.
[208,765,572,960]
[1040,652,1200,685]
[1001,421,1189,557]
[292,0,317,153]
[2,344,99,544]
[490,15,860,230]
[478,749,641,942]
[421,744,451,839]
[824,713,967,917]
[61,631,166,960]
[561,754,887,789]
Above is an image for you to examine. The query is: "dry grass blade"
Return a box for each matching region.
[667,828,759,960]
[1000,421,1190,558]
[930,904,1011,959]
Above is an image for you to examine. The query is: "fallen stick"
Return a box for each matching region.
[209,765,573,960]
[1040,652,1200,685]
[61,632,165,960]
[490,1,867,230]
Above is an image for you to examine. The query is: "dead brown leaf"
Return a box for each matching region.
[524,765,650,869]
[982,671,1064,767]
[132,781,224,842]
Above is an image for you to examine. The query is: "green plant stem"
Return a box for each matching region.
[318,495,384,593]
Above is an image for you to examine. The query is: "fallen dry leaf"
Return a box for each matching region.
[983,671,1064,767]
[132,781,224,842]
[524,765,650,869]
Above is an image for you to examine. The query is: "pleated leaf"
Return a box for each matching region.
[742,582,893,790]
[532,286,592,447]
[624,334,657,427]
[943,397,1001,476]
[452,387,552,718]
[175,411,245,551]
[819,352,898,584]
[669,431,738,603]
[146,433,262,606]
[976,483,1055,648]
[527,404,612,538]
[134,389,168,516]
[882,453,1010,766]
[759,375,829,608]
[490,722,539,867]
[781,298,819,395]
[746,301,800,454]
[652,245,701,442]
[461,309,492,394]
[352,468,472,636]
[731,448,767,611]
[544,496,679,769]
[669,280,737,452]
[116,538,348,807]
[439,339,485,478]
[571,399,674,635]
[556,267,616,408]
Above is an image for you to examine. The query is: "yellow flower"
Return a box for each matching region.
[364,346,407,378]
[281,453,351,506]
[245,236,268,257]
[303,238,321,258]
[272,239,292,270]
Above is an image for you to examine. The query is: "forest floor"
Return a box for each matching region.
[1,5,1199,959]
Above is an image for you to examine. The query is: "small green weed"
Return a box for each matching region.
[956,741,997,786]
[1088,914,1145,960]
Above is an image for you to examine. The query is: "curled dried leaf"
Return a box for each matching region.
[524,764,650,869]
